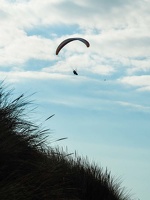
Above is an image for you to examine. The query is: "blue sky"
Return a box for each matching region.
[0,0,150,199]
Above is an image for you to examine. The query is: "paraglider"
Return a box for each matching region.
[56,37,90,75]
[73,69,78,75]
[56,37,90,55]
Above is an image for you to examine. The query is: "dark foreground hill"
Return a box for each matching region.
[0,83,132,200]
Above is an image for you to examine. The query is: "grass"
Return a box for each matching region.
[0,82,133,200]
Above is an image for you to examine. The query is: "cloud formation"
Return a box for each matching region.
[0,0,150,88]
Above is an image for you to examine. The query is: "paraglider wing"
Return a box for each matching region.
[56,37,90,55]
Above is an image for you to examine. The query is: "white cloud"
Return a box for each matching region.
[0,71,70,82]
[0,33,56,66]
[119,75,150,91]
[0,0,150,79]
[126,58,150,74]
[1,0,149,30]
[0,70,95,83]
[116,100,150,112]
[43,52,115,76]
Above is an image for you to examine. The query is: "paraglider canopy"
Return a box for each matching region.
[56,37,90,55]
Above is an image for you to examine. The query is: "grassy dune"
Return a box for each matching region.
[0,83,132,200]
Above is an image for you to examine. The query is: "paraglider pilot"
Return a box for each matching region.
[73,69,78,75]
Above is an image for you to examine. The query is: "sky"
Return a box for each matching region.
[0,0,150,199]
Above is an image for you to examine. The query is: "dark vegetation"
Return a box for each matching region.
[0,82,132,200]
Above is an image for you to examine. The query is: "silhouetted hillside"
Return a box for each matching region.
[0,82,132,200]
